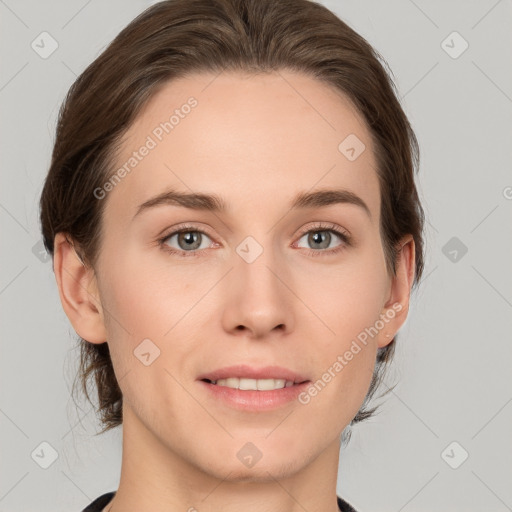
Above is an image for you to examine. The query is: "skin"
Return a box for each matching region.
[53,70,415,512]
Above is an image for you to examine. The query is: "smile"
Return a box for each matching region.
[202,377,299,390]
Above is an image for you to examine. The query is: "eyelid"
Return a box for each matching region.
[158,222,214,239]
[294,221,351,241]
[160,222,222,246]
[159,221,351,241]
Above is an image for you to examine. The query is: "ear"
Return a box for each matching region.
[53,232,107,344]
[377,235,416,348]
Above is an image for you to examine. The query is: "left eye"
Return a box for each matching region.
[296,229,346,251]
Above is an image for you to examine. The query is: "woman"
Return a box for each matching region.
[39,0,424,510]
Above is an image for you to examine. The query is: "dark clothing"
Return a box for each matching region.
[82,491,358,511]
[337,495,358,512]
[82,491,115,512]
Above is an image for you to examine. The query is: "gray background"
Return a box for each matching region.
[1,1,511,511]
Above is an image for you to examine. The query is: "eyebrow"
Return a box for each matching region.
[132,187,371,220]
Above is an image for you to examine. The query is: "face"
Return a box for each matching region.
[80,70,410,480]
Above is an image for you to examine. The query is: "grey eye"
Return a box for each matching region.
[164,231,212,251]
[297,230,342,250]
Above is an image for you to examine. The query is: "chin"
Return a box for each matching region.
[197,444,310,482]
[213,459,304,483]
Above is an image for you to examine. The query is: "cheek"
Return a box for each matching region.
[98,249,202,339]
[95,255,200,410]
[295,247,387,405]
[300,248,389,343]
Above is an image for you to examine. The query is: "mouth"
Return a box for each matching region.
[198,372,312,411]
[196,365,311,410]
[200,377,309,391]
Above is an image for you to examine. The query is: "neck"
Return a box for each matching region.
[106,405,342,512]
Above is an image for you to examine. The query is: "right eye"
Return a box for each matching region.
[158,225,216,258]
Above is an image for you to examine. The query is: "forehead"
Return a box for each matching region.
[106,70,380,223]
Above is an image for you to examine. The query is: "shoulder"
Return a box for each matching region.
[337,495,358,512]
[81,491,116,512]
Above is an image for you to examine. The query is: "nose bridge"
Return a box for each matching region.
[236,235,284,301]
[221,234,294,336]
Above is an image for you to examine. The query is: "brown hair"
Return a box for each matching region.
[39,0,425,439]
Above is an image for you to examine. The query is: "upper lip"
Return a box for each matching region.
[197,364,310,383]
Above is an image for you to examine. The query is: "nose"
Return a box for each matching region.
[221,247,295,339]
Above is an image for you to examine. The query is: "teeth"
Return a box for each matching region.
[211,377,295,390]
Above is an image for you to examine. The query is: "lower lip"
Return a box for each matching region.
[198,380,311,411]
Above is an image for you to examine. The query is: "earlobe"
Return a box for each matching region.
[53,232,107,344]
[378,235,416,348]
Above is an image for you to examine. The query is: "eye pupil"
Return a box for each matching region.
[179,231,201,250]
[309,231,331,249]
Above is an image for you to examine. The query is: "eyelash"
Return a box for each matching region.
[157,222,351,259]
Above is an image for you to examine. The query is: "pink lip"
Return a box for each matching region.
[198,380,311,411]
[196,364,311,412]
[196,364,309,383]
